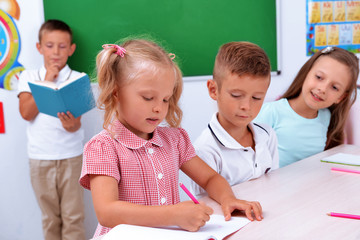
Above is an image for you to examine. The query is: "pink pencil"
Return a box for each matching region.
[179,183,199,204]
[331,167,360,174]
[327,212,360,220]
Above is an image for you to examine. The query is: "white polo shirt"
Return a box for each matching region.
[17,65,84,160]
[190,113,279,196]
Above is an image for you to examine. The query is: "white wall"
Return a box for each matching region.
[0,1,44,240]
[2,0,358,239]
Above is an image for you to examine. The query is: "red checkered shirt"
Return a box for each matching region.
[79,120,196,237]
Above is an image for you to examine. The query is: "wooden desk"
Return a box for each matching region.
[201,144,360,240]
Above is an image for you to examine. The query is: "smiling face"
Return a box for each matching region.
[115,64,176,140]
[298,56,351,114]
[209,72,270,134]
[36,30,75,70]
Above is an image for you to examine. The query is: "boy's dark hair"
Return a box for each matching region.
[38,19,73,43]
[213,41,270,88]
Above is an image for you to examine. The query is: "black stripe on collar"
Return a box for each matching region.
[253,123,269,135]
[208,124,225,147]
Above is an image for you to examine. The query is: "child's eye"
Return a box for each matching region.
[252,96,262,101]
[315,75,322,80]
[332,85,339,91]
[163,98,169,103]
[231,93,241,98]
[142,96,153,101]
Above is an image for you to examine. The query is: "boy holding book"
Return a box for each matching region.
[190,42,279,197]
[17,19,85,240]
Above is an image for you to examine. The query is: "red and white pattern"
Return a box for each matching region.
[79,120,196,237]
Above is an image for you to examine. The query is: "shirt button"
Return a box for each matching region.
[255,163,258,168]
[157,173,163,179]
[148,148,154,154]
[161,197,166,204]
[244,149,248,152]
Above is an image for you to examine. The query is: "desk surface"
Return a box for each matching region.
[200,144,360,240]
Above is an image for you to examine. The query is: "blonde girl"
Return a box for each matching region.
[255,46,359,167]
[79,39,262,238]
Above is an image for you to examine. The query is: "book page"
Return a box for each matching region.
[321,153,360,166]
[58,72,87,89]
[101,214,250,240]
[30,80,57,89]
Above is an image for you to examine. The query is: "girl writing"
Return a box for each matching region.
[79,39,262,237]
[255,46,359,167]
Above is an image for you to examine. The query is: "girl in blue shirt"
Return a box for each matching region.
[255,47,359,167]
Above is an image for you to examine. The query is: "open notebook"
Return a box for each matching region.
[101,214,250,240]
[321,153,360,166]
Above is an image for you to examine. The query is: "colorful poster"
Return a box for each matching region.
[307,0,360,55]
[0,0,24,91]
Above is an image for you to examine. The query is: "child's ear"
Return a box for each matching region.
[207,79,218,100]
[69,43,76,57]
[36,42,42,54]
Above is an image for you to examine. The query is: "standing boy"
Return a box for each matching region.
[190,42,279,196]
[17,20,85,240]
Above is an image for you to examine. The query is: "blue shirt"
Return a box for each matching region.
[254,98,331,167]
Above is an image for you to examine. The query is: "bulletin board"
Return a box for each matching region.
[306,0,360,56]
[43,0,279,77]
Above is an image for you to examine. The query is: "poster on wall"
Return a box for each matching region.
[0,0,24,91]
[306,0,360,56]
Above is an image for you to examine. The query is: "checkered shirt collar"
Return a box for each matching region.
[110,119,163,149]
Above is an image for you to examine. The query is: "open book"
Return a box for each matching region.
[101,214,250,240]
[321,153,360,166]
[28,73,95,118]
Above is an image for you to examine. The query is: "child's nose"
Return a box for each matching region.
[317,81,327,93]
[240,98,251,110]
[53,46,60,54]
[153,104,161,113]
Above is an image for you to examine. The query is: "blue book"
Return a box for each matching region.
[28,73,96,118]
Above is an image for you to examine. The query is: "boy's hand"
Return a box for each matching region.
[221,197,263,221]
[45,64,60,82]
[58,111,81,132]
[172,201,213,232]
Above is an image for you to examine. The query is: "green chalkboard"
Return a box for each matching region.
[43,0,278,77]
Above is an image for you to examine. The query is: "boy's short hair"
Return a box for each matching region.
[38,19,73,43]
[213,42,270,87]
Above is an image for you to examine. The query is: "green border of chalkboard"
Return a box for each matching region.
[43,0,279,77]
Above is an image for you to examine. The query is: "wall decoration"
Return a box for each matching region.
[307,0,360,55]
[0,102,4,133]
[0,0,24,90]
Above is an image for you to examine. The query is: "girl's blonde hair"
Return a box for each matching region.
[281,47,359,149]
[96,38,183,131]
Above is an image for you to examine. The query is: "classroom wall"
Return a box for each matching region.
[0,1,358,239]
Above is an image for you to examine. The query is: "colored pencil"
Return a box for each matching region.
[327,212,360,220]
[179,183,199,204]
[331,167,360,174]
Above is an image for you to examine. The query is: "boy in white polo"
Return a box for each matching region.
[17,20,85,240]
[190,42,279,197]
